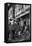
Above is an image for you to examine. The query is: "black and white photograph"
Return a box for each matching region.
[4,3,31,43]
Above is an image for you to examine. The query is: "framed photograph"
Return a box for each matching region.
[4,3,31,43]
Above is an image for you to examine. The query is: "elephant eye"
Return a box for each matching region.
[10,19,12,21]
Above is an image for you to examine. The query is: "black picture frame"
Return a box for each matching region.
[4,3,31,43]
